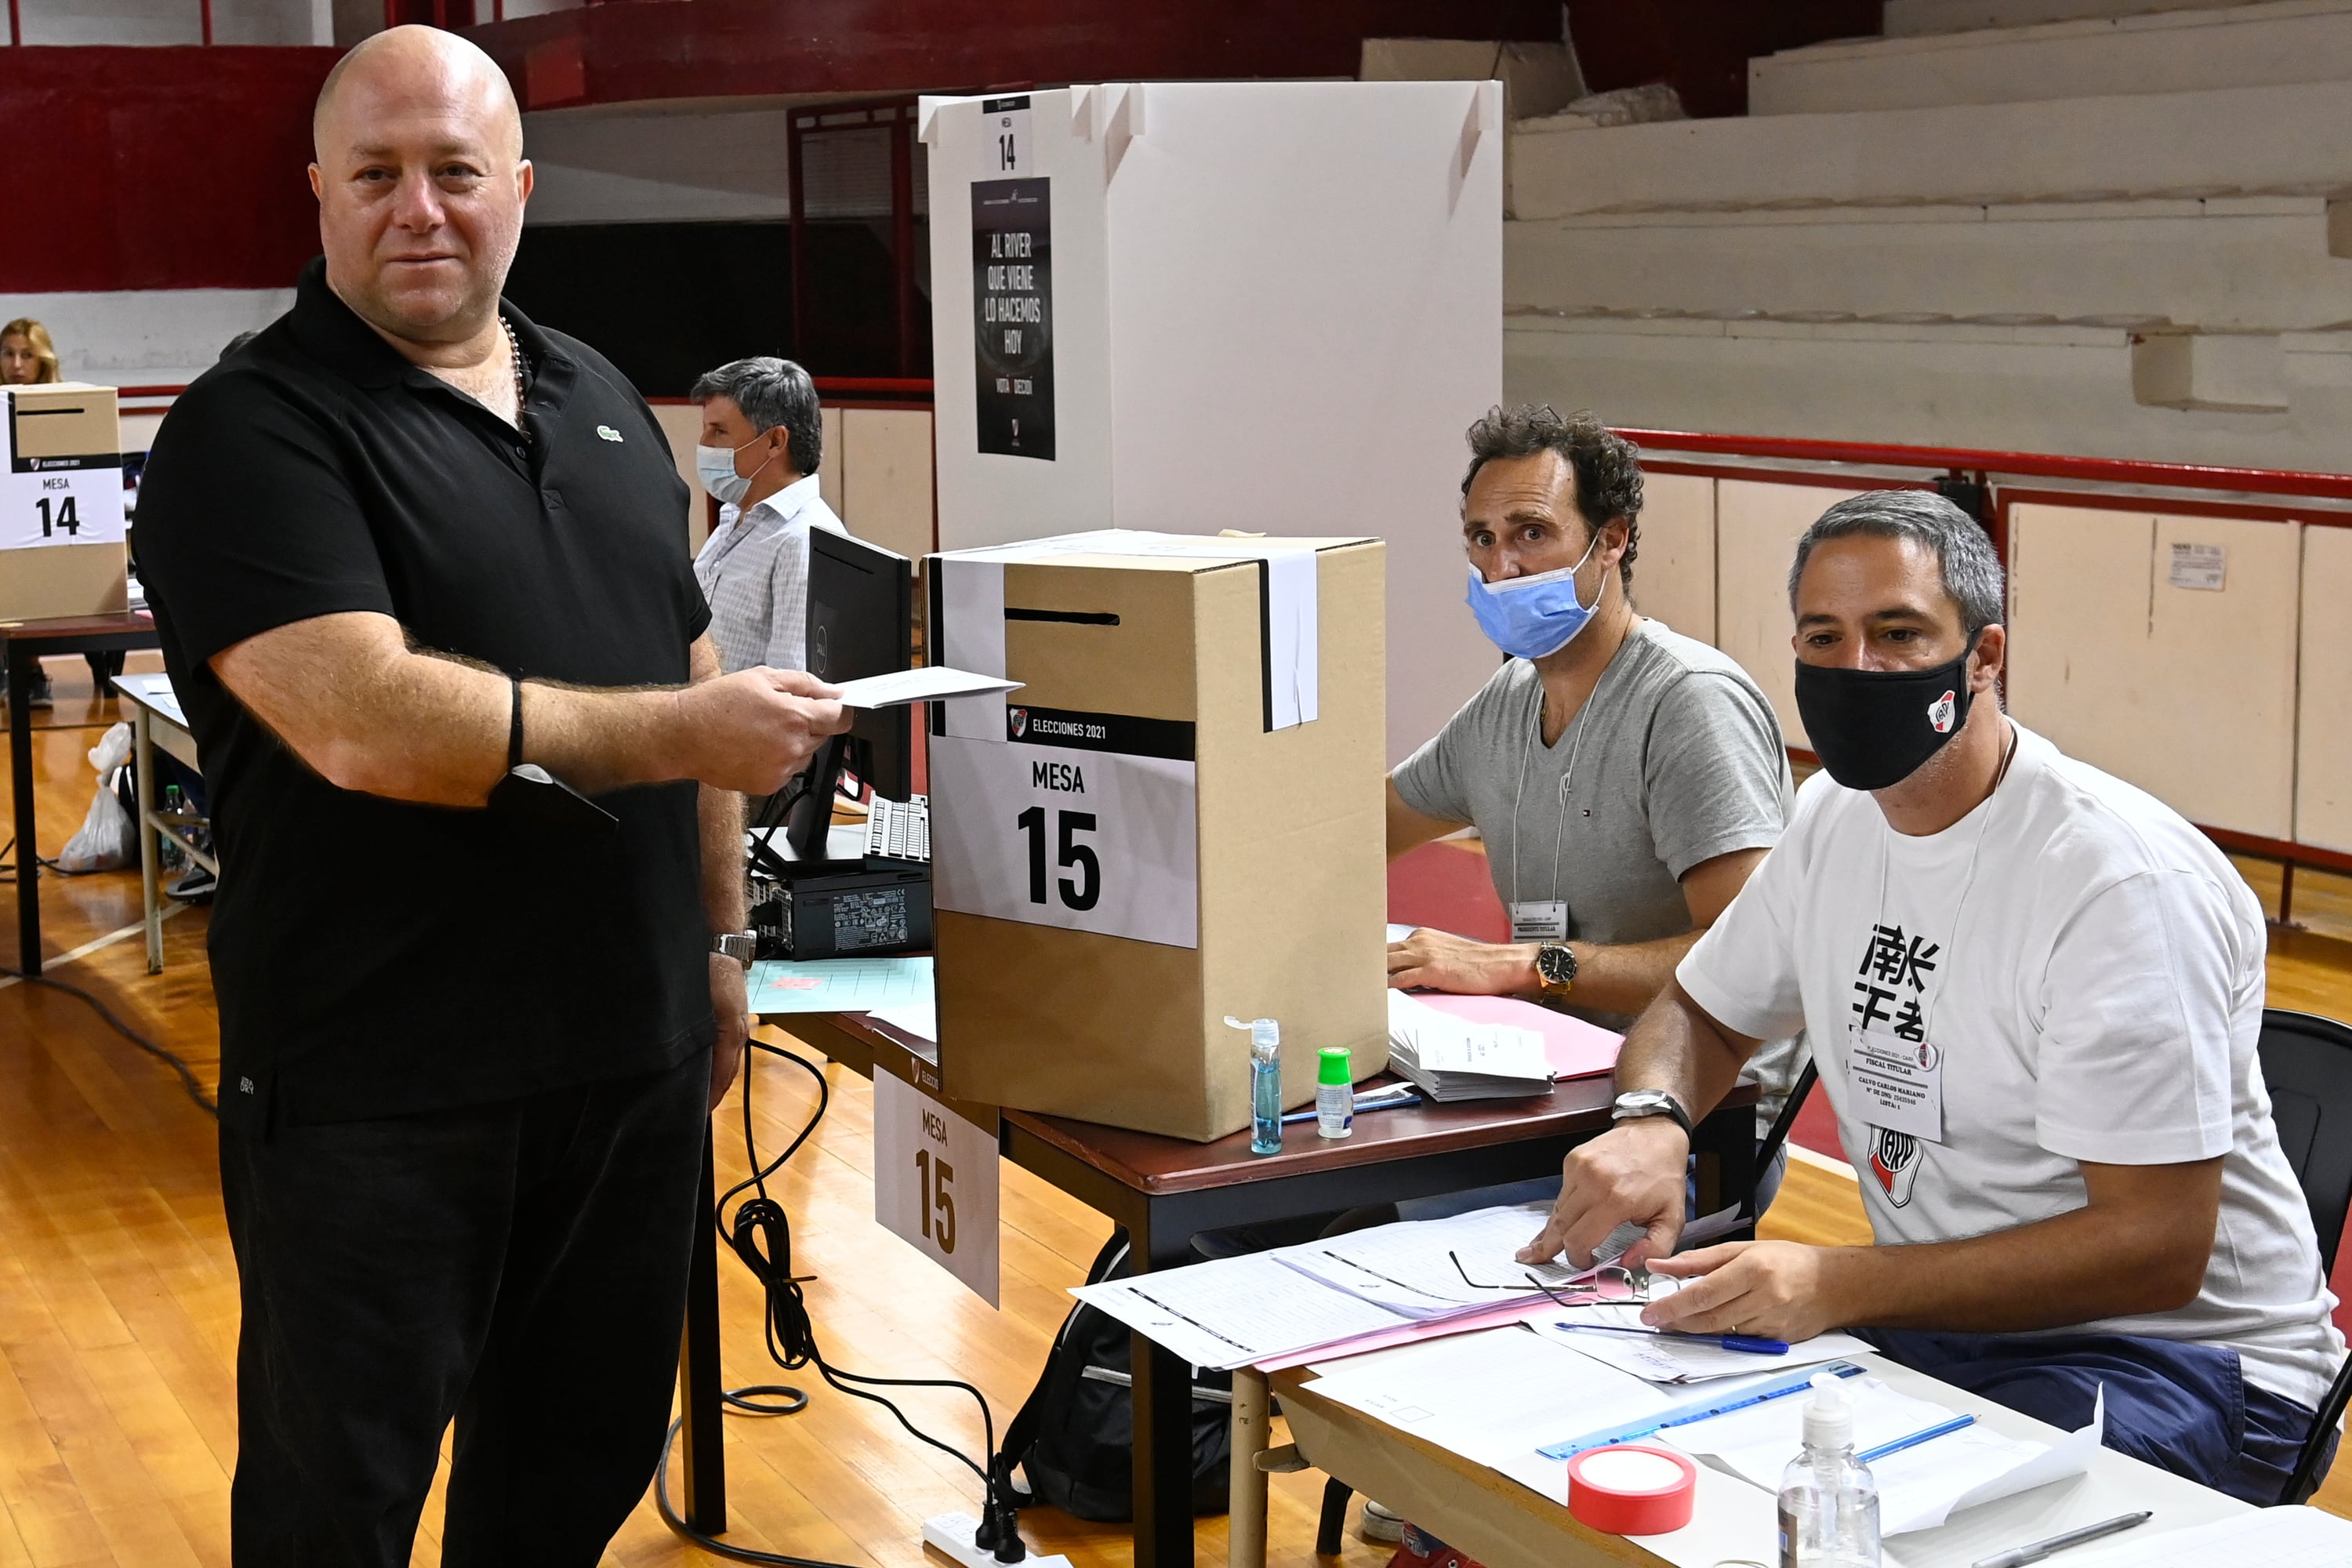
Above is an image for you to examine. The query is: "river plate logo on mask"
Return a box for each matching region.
[1928,689,1958,734]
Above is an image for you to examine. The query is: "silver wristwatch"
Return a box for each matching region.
[1610,1088,1693,1139]
[712,931,757,969]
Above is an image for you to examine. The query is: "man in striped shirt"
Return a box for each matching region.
[691,357,849,673]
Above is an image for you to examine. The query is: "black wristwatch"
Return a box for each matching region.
[1610,1089,1693,1140]
[1534,942,1578,998]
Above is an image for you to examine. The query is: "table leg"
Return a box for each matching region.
[1130,1211,1203,1568]
[136,708,162,974]
[1228,1367,1269,1568]
[677,1122,728,1533]
[9,652,38,975]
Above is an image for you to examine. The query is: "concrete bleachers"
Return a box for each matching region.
[1508,194,2352,331]
[1884,0,2274,35]
[1503,0,2352,466]
[1754,1,2352,114]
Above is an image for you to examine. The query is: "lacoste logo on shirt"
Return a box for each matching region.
[597,425,624,442]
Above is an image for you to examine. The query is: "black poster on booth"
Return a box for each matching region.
[971,177,1055,461]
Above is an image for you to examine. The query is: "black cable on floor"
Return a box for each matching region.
[0,959,218,1116]
[654,1037,1023,1566]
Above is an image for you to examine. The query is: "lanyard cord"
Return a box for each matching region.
[1867,720,2020,1041]
[1508,618,1627,912]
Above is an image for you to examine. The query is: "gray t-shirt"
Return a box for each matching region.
[1394,619,1805,1127]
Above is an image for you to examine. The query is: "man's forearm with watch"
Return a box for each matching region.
[1385,929,1704,1015]
[700,775,757,1113]
[1516,979,1763,1269]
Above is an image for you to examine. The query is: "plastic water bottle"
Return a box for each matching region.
[1226,1018,1284,1155]
[1777,1372,1879,1568]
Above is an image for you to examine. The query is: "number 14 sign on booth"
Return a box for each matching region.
[872,1070,1001,1306]
[1,390,126,553]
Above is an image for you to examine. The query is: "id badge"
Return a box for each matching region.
[1510,900,1570,942]
[1845,1027,1944,1143]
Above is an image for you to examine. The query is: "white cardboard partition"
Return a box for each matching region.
[1631,471,1718,648]
[1715,479,1858,750]
[2297,525,2352,855]
[2007,503,2300,840]
[923,82,1504,764]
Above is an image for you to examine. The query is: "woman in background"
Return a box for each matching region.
[1,318,63,706]
[1,318,61,387]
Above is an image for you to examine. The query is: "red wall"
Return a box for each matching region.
[474,0,1563,111]
[0,46,335,292]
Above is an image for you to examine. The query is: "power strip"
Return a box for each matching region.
[920,1512,1073,1568]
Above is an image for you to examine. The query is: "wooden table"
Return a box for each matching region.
[5,612,161,973]
[1239,1352,2249,1568]
[693,1008,1759,1568]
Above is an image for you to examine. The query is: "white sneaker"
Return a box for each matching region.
[1359,1500,1406,1544]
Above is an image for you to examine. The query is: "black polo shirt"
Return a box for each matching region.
[137,257,715,1127]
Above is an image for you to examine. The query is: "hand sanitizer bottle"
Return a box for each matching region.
[1226,1018,1283,1155]
[1777,1372,1879,1568]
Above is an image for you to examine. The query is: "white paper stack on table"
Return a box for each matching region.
[1385,991,1555,1102]
[1070,1201,1750,1371]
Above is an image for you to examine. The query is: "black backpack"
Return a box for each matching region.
[1001,1231,1233,1523]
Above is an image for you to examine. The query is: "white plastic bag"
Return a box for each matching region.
[56,722,135,873]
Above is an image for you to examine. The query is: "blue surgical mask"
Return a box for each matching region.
[1465,536,1602,660]
[695,434,775,507]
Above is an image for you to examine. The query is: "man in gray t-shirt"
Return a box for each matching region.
[1388,405,1803,1142]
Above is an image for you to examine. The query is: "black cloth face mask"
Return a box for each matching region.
[1793,630,1982,791]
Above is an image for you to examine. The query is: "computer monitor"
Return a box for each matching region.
[783,528,914,859]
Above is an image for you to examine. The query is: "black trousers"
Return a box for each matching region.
[220,1051,712,1567]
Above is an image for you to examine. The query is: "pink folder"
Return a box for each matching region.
[1410,992,1623,1082]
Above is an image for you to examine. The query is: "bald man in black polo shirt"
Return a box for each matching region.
[136,27,848,1566]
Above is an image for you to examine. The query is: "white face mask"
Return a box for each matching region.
[695,434,777,506]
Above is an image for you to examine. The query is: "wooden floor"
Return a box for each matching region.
[3,654,2350,1568]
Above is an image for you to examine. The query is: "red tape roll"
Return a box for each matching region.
[1566,1443,1698,1536]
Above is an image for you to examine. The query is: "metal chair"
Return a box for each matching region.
[2258,1008,2352,1504]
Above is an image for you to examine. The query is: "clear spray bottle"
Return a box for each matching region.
[1777,1371,1880,1568]
[1225,1017,1283,1155]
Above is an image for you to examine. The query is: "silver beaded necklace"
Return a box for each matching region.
[502,317,528,439]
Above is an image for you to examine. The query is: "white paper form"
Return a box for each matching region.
[1667,1379,2102,1536]
[1388,992,1551,1080]
[2062,1506,2352,1566]
[1071,1252,1408,1370]
[832,666,1022,709]
[1274,1203,1605,1319]
[1301,1322,1710,1469]
[747,956,935,1014]
[866,1000,939,1042]
[1530,1309,1874,1384]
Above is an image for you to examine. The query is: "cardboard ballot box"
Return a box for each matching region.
[0,383,129,622]
[927,531,1387,1142]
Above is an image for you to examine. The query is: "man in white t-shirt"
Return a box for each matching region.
[1521,488,2342,1501]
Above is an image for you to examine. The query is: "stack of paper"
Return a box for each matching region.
[2064,1507,2352,1566]
[1530,1308,1871,1384]
[1386,992,1555,1102]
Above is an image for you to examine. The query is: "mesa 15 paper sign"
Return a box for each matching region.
[0,390,125,554]
[871,1070,1000,1305]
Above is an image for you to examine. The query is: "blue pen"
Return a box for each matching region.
[1857,1413,1975,1465]
[1537,1361,1865,1459]
[1553,1320,1789,1356]
[1281,1087,1421,1125]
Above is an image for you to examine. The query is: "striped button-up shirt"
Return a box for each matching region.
[692,472,849,674]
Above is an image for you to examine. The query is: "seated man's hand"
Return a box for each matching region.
[1642,1240,1837,1344]
[1387,928,1539,994]
[1518,1117,1689,1269]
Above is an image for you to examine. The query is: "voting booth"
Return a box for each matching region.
[0,384,129,622]
[927,532,1387,1142]
[919,79,1503,764]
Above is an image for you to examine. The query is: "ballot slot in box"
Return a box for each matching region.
[925,532,1388,1142]
[0,383,129,622]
